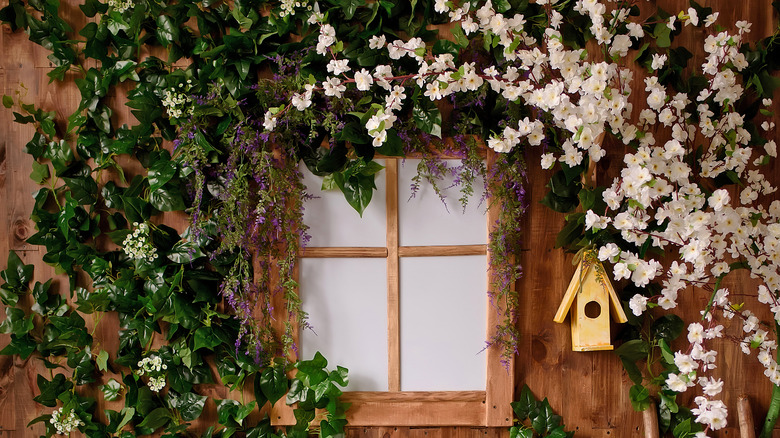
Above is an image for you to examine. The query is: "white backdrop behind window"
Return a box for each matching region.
[301,161,387,247]
[398,159,487,246]
[299,257,389,391]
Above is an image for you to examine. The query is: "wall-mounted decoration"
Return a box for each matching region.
[554,250,628,351]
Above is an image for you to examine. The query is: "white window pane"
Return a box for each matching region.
[399,255,487,391]
[398,159,486,246]
[299,258,388,391]
[301,161,386,247]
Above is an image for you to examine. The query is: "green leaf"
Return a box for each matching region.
[629,384,651,411]
[673,418,692,437]
[96,349,109,371]
[2,95,12,108]
[530,399,561,434]
[33,373,73,407]
[173,392,208,421]
[137,407,173,431]
[510,427,534,438]
[412,104,442,138]
[29,161,50,184]
[620,358,644,385]
[2,250,34,291]
[193,326,221,351]
[156,15,179,46]
[614,339,650,362]
[332,170,376,216]
[511,385,537,420]
[101,378,122,401]
[0,334,37,359]
[236,400,257,423]
[651,314,684,342]
[0,307,34,336]
[147,158,177,192]
[215,398,241,425]
[260,364,289,406]
[149,184,186,212]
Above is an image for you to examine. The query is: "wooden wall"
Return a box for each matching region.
[1,0,779,437]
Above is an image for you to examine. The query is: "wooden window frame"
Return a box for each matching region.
[269,151,514,427]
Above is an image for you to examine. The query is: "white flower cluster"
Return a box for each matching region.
[162,80,193,119]
[50,407,84,435]
[279,0,303,18]
[107,0,133,13]
[148,375,166,392]
[137,354,168,392]
[661,323,729,431]
[122,222,158,262]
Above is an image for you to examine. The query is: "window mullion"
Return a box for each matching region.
[386,158,401,392]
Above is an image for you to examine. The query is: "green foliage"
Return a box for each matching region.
[510,385,574,438]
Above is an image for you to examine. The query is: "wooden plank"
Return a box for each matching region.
[300,247,388,258]
[346,400,486,426]
[738,394,756,438]
[484,150,514,427]
[398,245,486,257]
[642,401,659,438]
[343,391,485,403]
[386,159,401,392]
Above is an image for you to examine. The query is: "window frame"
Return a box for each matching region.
[268,151,514,427]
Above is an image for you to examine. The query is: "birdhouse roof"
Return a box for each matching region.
[553,257,628,324]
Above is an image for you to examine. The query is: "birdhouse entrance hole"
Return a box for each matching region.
[584,301,601,319]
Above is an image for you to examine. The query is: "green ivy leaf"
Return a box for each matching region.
[2,95,12,108]
[0,334,37,359]
[511,384,537,420]
[412,103,442,138]
[156,15,178,46]
[193,326,221,351]
[33,373,73,407]
[173,392,208,421]
[149,183,186,212]
[137,407,173,431]
[0,307,34,336]
[629,384,651,411]
[260,364,289,406]
[96,349,109,372]
[101,378,122,401]
[530,399,561,434]
[615,339,650,362]
[148,158,177,193]
[509,427,534,438]
[215,398,241,425]
[30,161,50,184]
[651,314,684,342]
[2,250,34,292]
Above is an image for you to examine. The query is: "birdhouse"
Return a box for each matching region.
[553,250,628,351]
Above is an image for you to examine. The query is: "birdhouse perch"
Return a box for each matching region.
[554,250,628,351]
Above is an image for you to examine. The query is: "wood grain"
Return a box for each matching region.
[386,159,401,392]
[484,150,514,427]
[343,391,485,403]
[398,245,486,257]
[738,395,756,438]
[300,247,388,258]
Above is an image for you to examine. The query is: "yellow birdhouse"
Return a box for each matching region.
[553,250,628,351]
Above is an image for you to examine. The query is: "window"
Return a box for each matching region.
[269,152,514,427]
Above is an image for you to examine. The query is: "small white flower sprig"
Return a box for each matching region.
[107,0,133,13]
[269,0,780,433]
[49,407,84,435]
[137,354,168,392]
[122,222,158,263]
[162,79,194,120]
